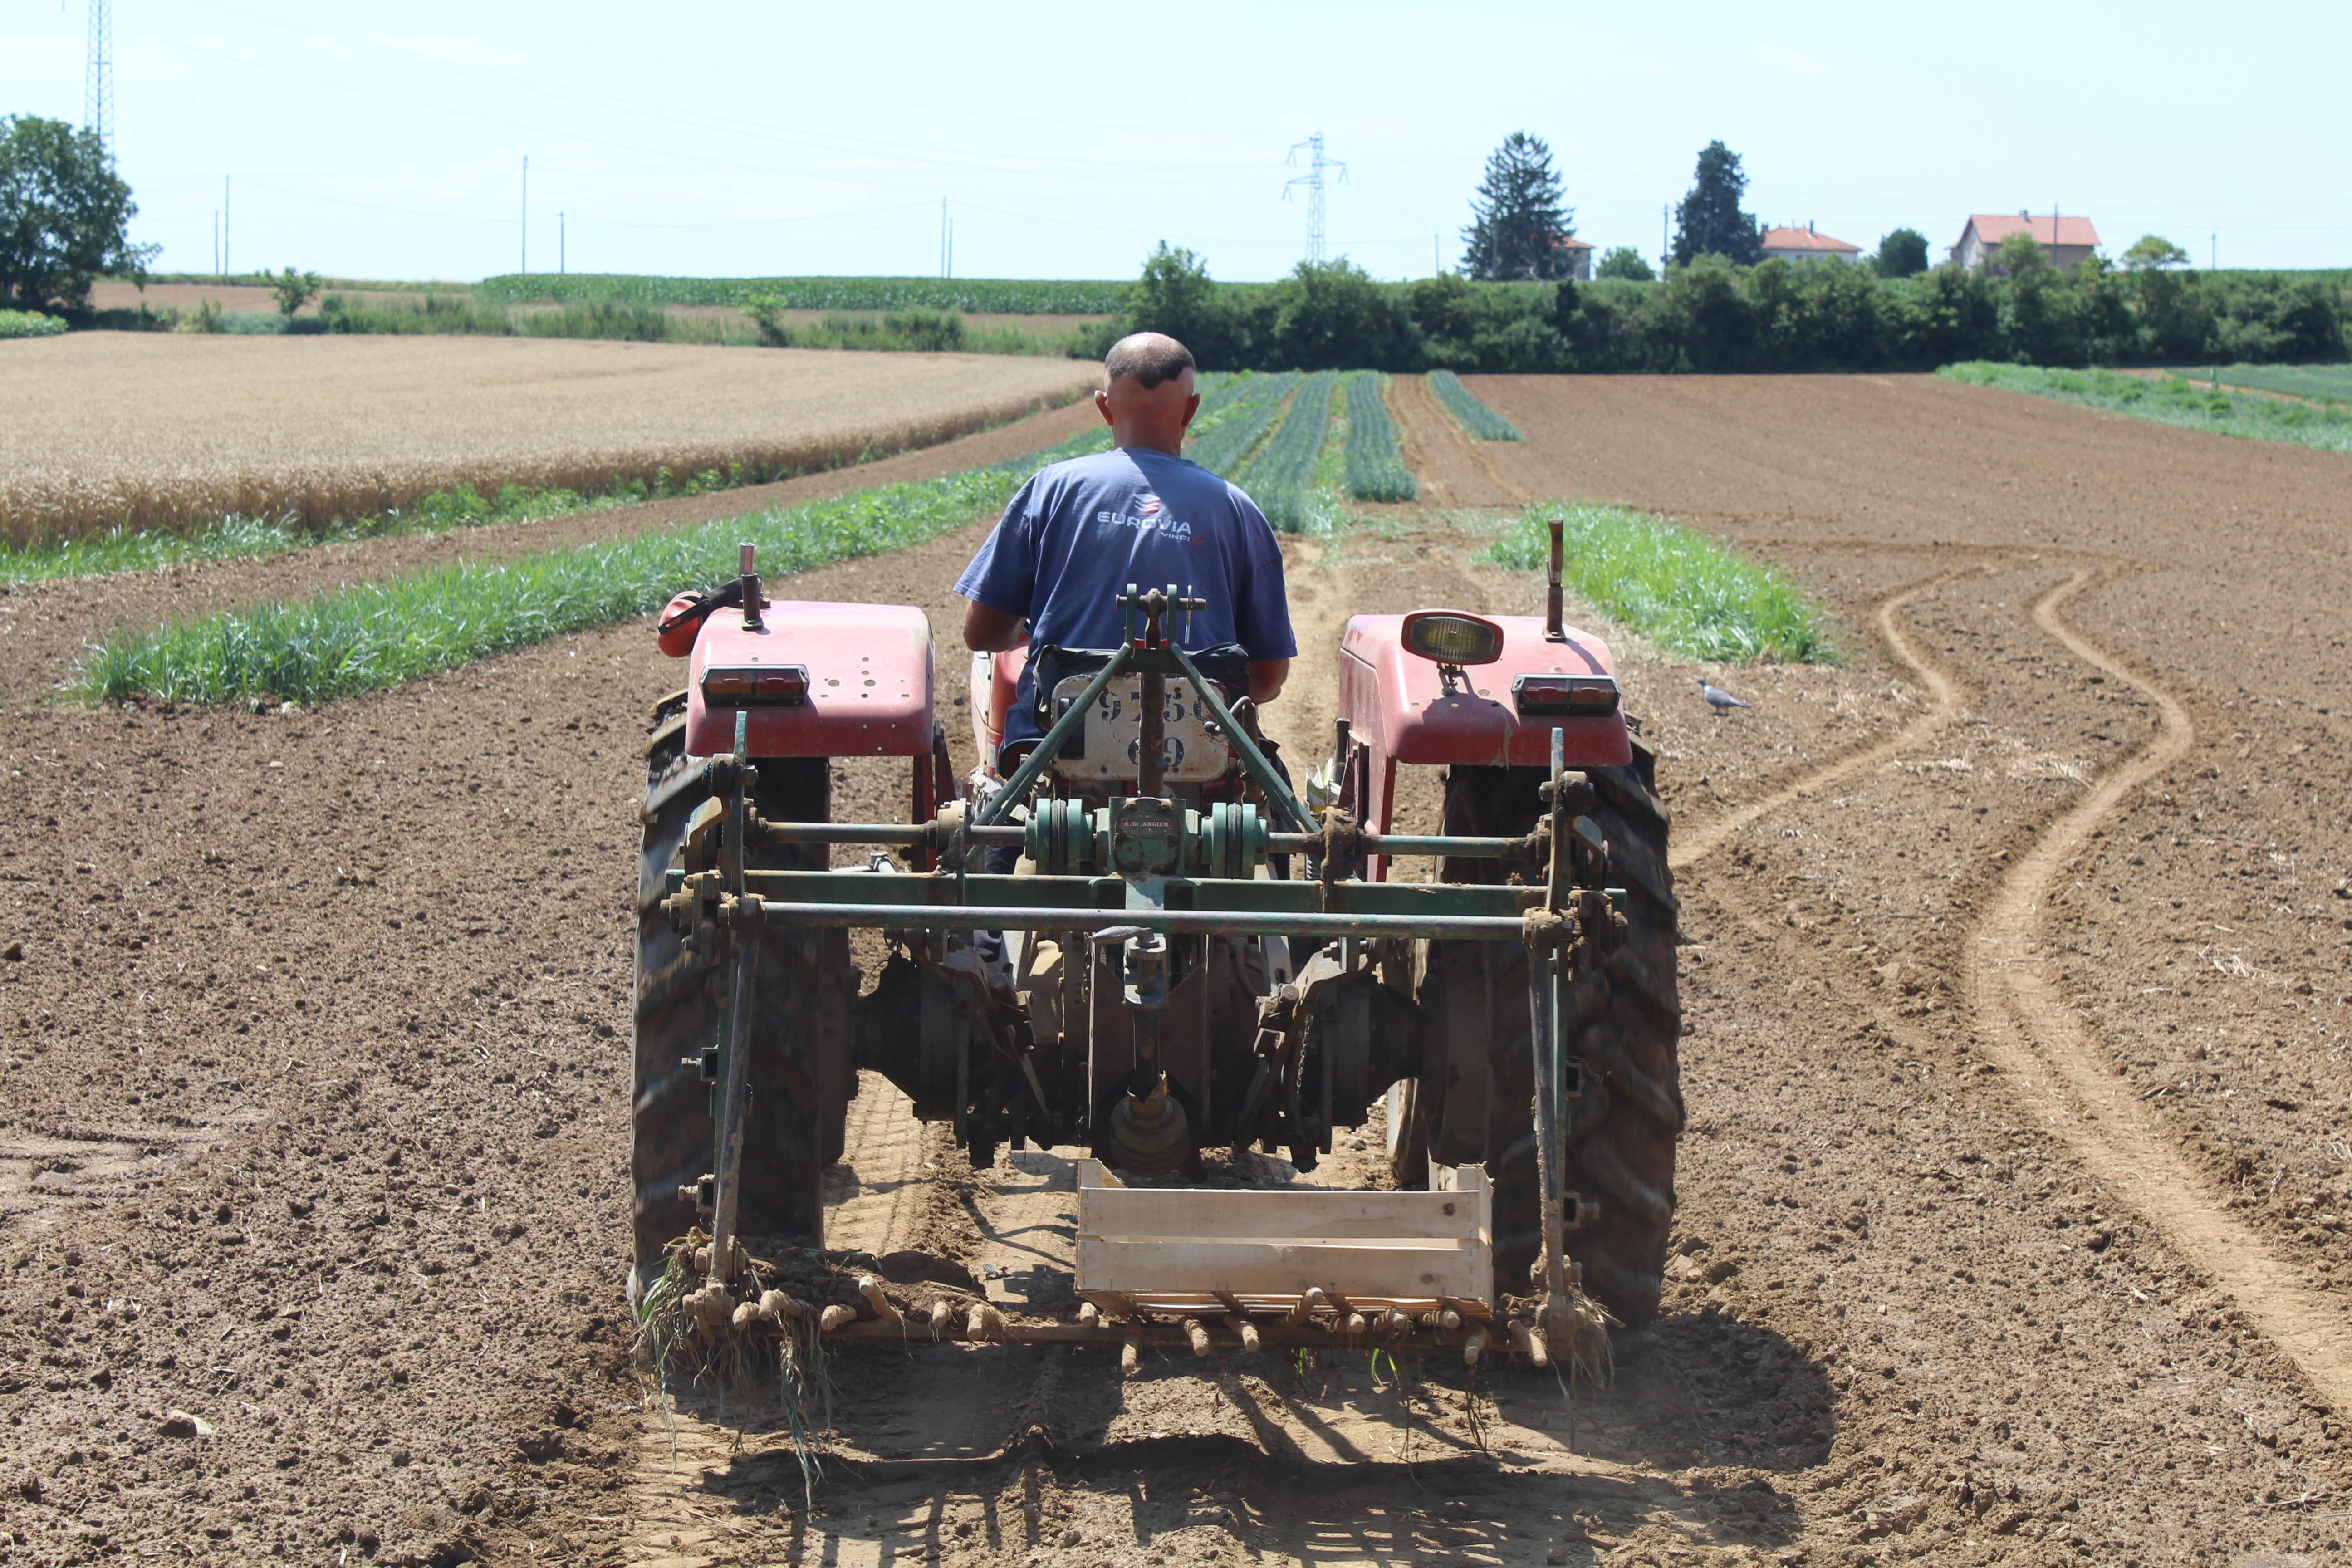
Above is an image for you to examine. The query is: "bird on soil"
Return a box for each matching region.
[1698,677,1749,713]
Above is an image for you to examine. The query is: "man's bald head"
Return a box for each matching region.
[1103,332,1196,392]
[1094,332,1200,456]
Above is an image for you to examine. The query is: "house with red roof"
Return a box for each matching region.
[1760,223,1862,266]
[1553,234,1595,281]
[1952,212,2101,271]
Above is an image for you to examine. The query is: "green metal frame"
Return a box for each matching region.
[975,595,1315,833]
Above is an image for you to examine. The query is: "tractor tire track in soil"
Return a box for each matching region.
[1681,539,2352,1419]
[1961,570,2352,1413]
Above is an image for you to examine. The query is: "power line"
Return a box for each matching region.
[84,0,112,157]
[1284,133,1346,264]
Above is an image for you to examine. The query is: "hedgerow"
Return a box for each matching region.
[1101,244,2351,375]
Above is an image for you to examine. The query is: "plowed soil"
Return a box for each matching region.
[3,373,2349,1567]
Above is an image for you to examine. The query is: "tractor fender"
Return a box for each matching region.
[1336,612,1632,772]
[683,600,936,760]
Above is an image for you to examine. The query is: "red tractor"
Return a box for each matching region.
[634,523,1678,1357]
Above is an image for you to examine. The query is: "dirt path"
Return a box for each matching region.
[1384,373,1526,509]
[6,375,2352,1565]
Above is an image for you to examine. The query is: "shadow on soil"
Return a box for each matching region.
[651,1312,1828,1559]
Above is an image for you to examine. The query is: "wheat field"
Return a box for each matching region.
[0,334,1100,546]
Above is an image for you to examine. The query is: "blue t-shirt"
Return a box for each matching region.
[955,447,1297,745]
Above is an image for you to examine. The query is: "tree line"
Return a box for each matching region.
[1099,243,2346,375]
[1105,130,2342,374]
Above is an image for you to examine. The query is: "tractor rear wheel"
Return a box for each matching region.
[1438,740,1683,1326]
[631,701,847,1295]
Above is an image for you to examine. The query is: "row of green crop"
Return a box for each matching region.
[1235,372,1341,532]
[475,273,1129,315]
[1342,374,1416,501]
[77,424,1124,707]
[2176,362,2352,405]
[1938,363,2352,454]
[1426,369,1520,441]
[1183,372,1299,477]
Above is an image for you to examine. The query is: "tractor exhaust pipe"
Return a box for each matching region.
[1544,517,1566,642]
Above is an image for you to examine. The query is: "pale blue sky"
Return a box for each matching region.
[4,0,2343,284]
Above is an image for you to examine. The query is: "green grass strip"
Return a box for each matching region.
[0,471,756,586]
[2164,362,2352,406]
[1237,372,1341,533]
[1479,501,1836,664]
[8,379,1255,588]
[77,426,1115,708]
[0,309,69,339]
[1342,373,1417,502]
[64,373,1270,705]
[1182,371,1298,477]
[1938,363,2352,455]
[1426,369,1521,441]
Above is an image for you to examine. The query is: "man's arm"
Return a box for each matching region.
[1247,658,1289,705]
[961,598,1027,653]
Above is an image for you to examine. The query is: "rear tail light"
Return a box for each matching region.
[701,664,809,706]
[1401,610,1505,666]
[1514,672,1619,717]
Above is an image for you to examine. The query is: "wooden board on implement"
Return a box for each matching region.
[1074,1161,1492,1318]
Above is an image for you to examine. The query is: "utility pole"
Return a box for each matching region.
[85,0,113,160]
[520,157,529,274]
[224,176,231,278]
[559,212,565,274]
[1284,134,1346,265]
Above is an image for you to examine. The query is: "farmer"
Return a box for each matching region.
[955,330,1296,767]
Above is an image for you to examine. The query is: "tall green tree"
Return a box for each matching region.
[1873,228,1931,279]
[1123,241,1237,365]
[1595,246,1656,282]
[2121,235,2190,272]
[1461,132,1576,282]
[0,116,154,312]
[1670,141,1762,267]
